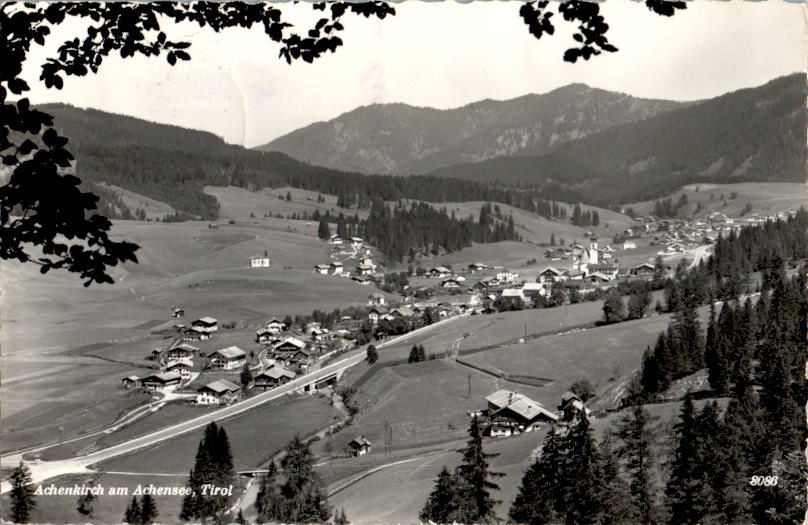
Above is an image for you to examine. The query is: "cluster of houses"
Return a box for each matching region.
[478,389,591,437]
[314,236,382,286]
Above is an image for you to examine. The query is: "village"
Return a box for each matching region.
[114,207,778,446]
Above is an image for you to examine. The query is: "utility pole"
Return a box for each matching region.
[58,425,64,443]
[467,373,471,399]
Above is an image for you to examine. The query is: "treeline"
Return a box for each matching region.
[571,203,600,227]
[652,194,688,218]
[358,200,521,262]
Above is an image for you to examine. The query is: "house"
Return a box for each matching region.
[428,266,452,279]
[171,307,185,318]
[348,436,372,456]
[587,264,619,280]
[388,306,415,318]
[264,318,285,334]
[588,272,611,285]
[538,267,563,284]
[165,343,197,363]
[191,317,218,333]
[468,262,488,273]
[521,282,545,298]
[484,389,558,436]
[633,263,656,278]
[208,346,247,370]
[196,379,241,405]
[121,375,140,388]
[357,256,375,269]
[441,278,462,289]
[164,360,192,378]
[253,366,296,390]
[273,337,307,353]
[313,264,330,274]
[352,275,373,286]
[622,240,637,250]
[140,372,182,391]
[183,326,211,341]
[368,306,389,324]
[502,288,526,301]
[255,328,278,345]
[558,391,591,422]
[288,349,315,369]
[250,250,271,268]
[328,235,343,246]
[496,270,518,283]
[355,263,374,276]
[330,262,344,275]
[350,236,364,247]
[368,293,386,307]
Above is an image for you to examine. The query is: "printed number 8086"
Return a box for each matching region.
[749,476,778,486]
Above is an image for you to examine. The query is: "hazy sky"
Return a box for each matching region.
[22,1,806,147]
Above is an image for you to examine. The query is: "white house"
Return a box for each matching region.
[313,264,330,274]
[622,240,637,250]
[250,251,271,268]
[196,379,241,405]
[496,270,518,283]
[208,346,247,370]
[191,317,218,333]
[330,262,344,275]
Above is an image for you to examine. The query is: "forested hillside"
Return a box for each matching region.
[430,74,806,204]
[258,84,684,175]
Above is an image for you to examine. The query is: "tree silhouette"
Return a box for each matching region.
[9,461,36,523]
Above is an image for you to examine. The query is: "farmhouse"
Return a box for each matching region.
[191,317,218,333]
[330,262,344,275]
[196,379,241,405]
[355,263,374,276]
[441,278,462,289]
[250,251,271,268]
[165,343,197,363]
[350,236,364,247]
[273,337,307,353]
[558,391,591,423]
[622,240,637,250]
[121,376,140,388]
[140,373,182,391]
[253,366,297,390]
[348,436,372,456]
[183,326,211,341]
[484,389,558,436]
[352,275,373,285]
[634,263,656,278]
[521,282,545,298]
[468,262,488,273]
[368,292,386,307]
[208,346,247,370]
[313,264,331,274]
[255,328,278,344]
[164,361,192,378]
[328,235,343,246]
[496,270,518,283]
[429,266,452,279]
[171,307,185,318]
[388,306,415,318]
[368,306,389,324]
[538,267,563,284]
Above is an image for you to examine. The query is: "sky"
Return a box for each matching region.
[21,1,807,147]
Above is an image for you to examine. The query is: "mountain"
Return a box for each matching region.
[39,104,582,222]
[256,84,686,175]
[429,74,806,205]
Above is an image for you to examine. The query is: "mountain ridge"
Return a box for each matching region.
[257,83,688,175]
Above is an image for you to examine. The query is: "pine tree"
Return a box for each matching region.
[180,422,235,521]
[704,300,729,393]
[124,496,141,524]
[597,434,632,525]
[255,461,280,522]
[562,415,603,525]
[140,494,158,525]
[665,393,708,525]
[240,363,253,389]
[509,429,563,525]
[9,461,36,524]
[317,218,331,240]
[420,466,462,524]
[616,405,657,524]
[453,416,503,524]
[273,435,331,523]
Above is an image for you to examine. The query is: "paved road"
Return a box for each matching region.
[0,312,469,492]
